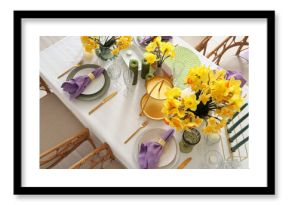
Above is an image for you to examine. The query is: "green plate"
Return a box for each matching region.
[66,64,110,101]
[165,46,201,89]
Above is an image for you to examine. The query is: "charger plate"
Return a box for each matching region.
[140,94,164,120]
[134,128,179,169]
[66,64,110,101]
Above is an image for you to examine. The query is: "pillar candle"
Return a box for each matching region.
[129,59,138,85]
[141,59,150,79]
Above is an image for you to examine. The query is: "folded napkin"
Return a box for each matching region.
[217,67,246,87]
[61,67,104,99]
[138,129,175,169]
[139,36,173,46]
[225,70,247,87]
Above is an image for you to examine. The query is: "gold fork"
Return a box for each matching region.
[57,60,83,79]
[124,121,149,144]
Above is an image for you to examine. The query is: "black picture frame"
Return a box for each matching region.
[14,10,275,195]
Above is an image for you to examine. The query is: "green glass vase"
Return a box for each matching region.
[179,128,201,153]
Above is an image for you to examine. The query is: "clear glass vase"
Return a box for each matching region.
[95,46,115,61]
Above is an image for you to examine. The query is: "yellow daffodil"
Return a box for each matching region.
[116,36,132,50]
[169,117,184,131]
[144,53,157,64]
[112,48,120,56]
[165,87,181,99]
[145,42,157,52]
[161,98,181,116]
[183,113,203,128]
[183,94,199,111]
[162,64,244,134]
[203,117,220,134]
[199,92,211,105]
[160,42,175,57]
[80,36,97,52]
[80,36,89,44]
[153,36,162,44]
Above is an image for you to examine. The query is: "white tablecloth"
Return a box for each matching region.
[40,36,248,169]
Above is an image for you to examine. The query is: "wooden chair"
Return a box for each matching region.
[40,128,93,168]
[206,36,249,65]
[181,36,212,55]
[40,128,115,169]
[40,77,51,94]
[70,143,115,169]
[194,36,212,55]
[39,78,118,169]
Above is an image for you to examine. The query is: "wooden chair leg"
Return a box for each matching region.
[40,77,51,94]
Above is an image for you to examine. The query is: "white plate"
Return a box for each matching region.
[74,67,105,95]
[134,128,178,168]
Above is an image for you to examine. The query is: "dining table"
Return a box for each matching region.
[40,36,249,169]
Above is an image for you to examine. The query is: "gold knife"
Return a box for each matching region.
[88,91,118,115]
[177,157,192,169]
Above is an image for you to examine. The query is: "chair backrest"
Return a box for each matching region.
[206,36,249,65]
[70,143,115,169]
[194,36,212,55]
[40,128,96,169]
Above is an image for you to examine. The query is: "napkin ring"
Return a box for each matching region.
[88,73,95,81]
[158,138,166,147]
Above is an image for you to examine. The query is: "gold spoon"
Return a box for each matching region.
[124,121,149,144]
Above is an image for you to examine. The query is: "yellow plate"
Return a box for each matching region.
[140,94,165,120]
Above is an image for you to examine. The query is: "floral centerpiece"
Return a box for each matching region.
[162,65,244,134]
[143,36,176,76]
[80,36,132,61]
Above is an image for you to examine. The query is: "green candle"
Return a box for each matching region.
[141,59,150,79]
[129,59,138,85]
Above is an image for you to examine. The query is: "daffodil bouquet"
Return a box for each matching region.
[144,36,176,70]
[80,36,132,60]
[162,65,244,134]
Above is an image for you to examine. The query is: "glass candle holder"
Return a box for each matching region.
[205,133,221,146]
[179,128,201,153]
[204,150,223,169]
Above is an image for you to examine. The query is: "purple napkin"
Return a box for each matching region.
[61,68,104,99]
[139,36,173,46]
[217,67,246,87]
[225,70,247,87]
[138,129,175,169]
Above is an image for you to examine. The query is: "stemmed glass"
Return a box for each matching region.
[123,69,134,96]
[107,61,122,90]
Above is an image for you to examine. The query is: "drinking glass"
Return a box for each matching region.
[179,128,201,153]
[123,69,134,96]
[204,150,223,169]
[107,61,121,89]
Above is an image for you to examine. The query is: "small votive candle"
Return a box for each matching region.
[205,133,221,145]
